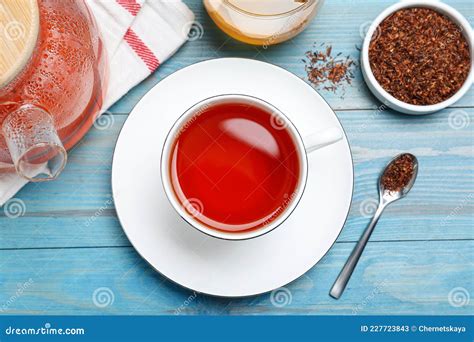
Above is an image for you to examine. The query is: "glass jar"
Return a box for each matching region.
[204,0,324,46]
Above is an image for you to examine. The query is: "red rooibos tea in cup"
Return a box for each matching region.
[168,100,302,233]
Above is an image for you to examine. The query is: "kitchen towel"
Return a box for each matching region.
[0,0,195,206]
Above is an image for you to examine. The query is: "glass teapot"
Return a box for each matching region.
[0,0,107,181]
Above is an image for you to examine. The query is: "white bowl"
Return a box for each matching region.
[361,0,474,115]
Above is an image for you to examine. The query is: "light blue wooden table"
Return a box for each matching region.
[1,0,473,315]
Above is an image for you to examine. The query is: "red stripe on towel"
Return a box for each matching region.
[124,28,160,72]
[116,0,141,16]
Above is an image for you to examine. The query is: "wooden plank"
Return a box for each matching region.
[0,216,126,250]
[0,240,471,315]
[109,0,474,114]
[1,211,472,249]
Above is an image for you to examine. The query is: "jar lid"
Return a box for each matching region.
[0,0,39,88]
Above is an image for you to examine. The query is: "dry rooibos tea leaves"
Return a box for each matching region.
[369,8,471,105]
[303,44,356,94]
[382,154,415,192]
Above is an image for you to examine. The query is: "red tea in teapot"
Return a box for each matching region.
[0,0,107,180]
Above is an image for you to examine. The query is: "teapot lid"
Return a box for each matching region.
[0,0,39,88]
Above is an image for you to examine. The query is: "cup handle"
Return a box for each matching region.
[304,127,343,153]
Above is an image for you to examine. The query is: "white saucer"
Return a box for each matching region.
[112,58,354,297]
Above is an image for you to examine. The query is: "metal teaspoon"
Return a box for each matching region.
[330,153,419,299]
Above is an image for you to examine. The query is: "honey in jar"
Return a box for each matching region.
[204,0,324,46]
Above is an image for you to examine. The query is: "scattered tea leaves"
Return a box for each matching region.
[303,44,357,96]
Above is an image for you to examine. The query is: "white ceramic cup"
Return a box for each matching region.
[161,94,343,240]
[361,0,474,115]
